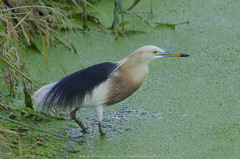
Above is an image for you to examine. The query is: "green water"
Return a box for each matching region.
[1,0,240,158]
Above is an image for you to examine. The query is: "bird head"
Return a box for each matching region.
[130,45,190,63]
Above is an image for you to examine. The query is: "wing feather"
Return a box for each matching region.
[34,62,118,109]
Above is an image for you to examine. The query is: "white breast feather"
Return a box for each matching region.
[82,80,109,108]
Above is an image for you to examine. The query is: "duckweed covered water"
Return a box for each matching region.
[1,0,240,158]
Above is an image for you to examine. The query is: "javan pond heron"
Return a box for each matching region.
[33,45,189,136]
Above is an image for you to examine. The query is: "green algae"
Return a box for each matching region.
[1,0,240,158]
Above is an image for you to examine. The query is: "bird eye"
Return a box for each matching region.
[153,50,158,55]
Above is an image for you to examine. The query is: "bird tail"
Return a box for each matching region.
[32,81,58,106]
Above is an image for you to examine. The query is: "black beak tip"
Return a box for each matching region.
[180,53,190,57]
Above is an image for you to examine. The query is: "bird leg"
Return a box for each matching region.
[98,122,104,136]
[70,107,87,133]
[94,106,105,136]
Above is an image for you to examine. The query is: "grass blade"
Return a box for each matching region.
[20,23,30,45]
[35,22,48,70]
[50,33,67,76]
[0,56,38,89]
[0,115,81,143]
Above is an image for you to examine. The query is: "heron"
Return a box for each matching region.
[33,45,189,136]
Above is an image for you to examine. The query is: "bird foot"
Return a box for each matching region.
[81,128,88,134]
[100,133,105,138]
[98,122,105,136]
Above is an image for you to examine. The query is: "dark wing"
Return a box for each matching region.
[42,62,118,109]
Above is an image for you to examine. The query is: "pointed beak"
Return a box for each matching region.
[158,50,190,57]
